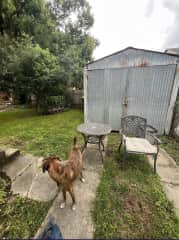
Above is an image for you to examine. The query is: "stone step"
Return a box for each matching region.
[0,149,6,165]
[0,148,20,166]
[5,148,20,161]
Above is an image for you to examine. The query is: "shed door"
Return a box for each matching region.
[87,68,128,128]
[126,65,176,134]
[108,68,128,130]
[87,69,106,123]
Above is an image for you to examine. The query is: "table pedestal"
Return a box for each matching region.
[81,134,105,163]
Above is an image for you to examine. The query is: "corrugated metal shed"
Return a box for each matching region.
[88,47,179,69]
[84,47,179,134]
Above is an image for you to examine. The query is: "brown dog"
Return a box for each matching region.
[42,137,84,210]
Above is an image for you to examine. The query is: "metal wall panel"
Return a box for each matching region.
[87,70,105,123]
[108,68,128,130]
[88,48,178,70]
[87,68,128,130]
[126,65,176,134]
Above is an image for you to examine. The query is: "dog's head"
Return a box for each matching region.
[42,158,50,173]
[42,156,61,173]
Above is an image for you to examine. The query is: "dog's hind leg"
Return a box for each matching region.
[60,189,66,209]
[68,187,76,211]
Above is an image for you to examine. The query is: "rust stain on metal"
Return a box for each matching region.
[121,60,128,66]
[135,60,148,67]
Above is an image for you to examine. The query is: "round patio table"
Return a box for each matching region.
[77,122,112,162]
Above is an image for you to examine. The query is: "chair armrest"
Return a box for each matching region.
[146,132,162,146]
[146,124,158,134]
[153,136,162,145]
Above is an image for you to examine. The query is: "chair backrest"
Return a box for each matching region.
[121,115,147,138]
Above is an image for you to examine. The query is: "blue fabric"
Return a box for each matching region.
[37,218,63,240]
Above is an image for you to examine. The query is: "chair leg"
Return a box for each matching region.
[120,146,126,169]
[119,140,122,152]
[81,134,88,153]
[101,139,105,151]
[98,138,103,163]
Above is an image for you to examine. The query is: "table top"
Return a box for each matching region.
[77,122,112,136]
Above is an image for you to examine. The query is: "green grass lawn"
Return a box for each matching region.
[1,108,179,238]
[0,108,83,238]
[0,108,84,159]
[93,133,179,239]
[160,135,179,165]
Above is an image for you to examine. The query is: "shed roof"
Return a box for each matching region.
[87,46,179,66]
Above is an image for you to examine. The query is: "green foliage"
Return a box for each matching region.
[0,0,51,39]
[49,0,94,33]
[93,133,179,238]
[0,34,32,92]
[48,0,98,88]
[0,37,68,108]
[0,0,97,97]
[58,35,98,88]
[0,195,51,238]
[0,178,7,205]
[10,44,64,106]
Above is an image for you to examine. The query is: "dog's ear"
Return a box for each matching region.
[42,160,50,173]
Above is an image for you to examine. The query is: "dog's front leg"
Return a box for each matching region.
[80,171,85,183]
[57,182,62,191]
[60,188,66,209]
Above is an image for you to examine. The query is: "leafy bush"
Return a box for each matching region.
[8,43,68,110]
[39,95,65,114]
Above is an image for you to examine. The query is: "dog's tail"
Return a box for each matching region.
[73,137,78,149]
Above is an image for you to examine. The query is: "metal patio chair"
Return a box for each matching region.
[119,115,161,173]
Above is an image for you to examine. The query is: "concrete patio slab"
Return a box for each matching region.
[2,153,59,201]
[163,184,179,213]
[2,154,36,180]
[148,148,179,215]
[11,159,37,197]
[28,169,58,201]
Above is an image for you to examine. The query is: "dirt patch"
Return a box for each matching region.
[111,175,153,238]
[121,193,152,238]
